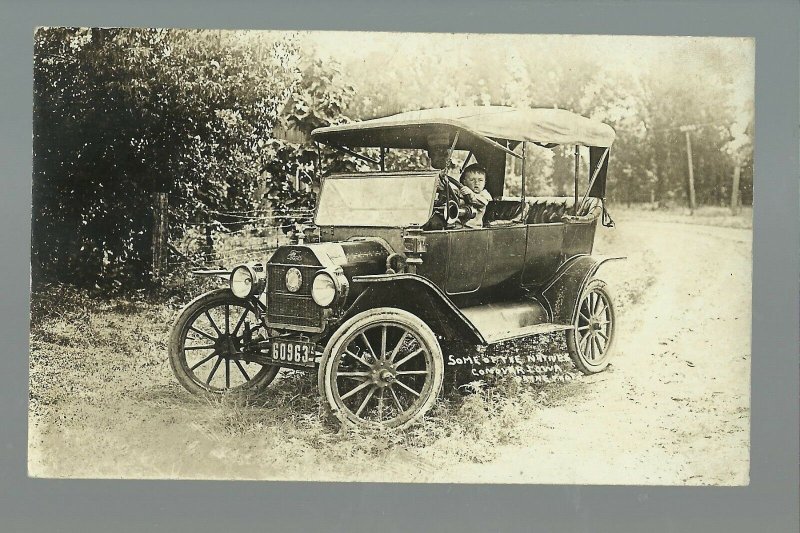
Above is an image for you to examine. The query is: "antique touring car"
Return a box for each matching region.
[169,106,621,429]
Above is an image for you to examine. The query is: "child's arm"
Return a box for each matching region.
[459,184,475,203]
[469,189,491,207]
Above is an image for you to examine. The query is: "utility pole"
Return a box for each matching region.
[679,125,697,214]
[731,163,741,214]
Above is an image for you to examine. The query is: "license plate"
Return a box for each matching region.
[270,340,316,367]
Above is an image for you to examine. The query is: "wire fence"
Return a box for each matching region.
[163,206,314,278]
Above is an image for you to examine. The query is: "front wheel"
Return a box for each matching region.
[566,279,616,374]
[318,308,444,430]
[168,289,280,397]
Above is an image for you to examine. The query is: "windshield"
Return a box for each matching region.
[315,172,437,227]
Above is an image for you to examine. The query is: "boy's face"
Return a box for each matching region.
[463,171,486,193]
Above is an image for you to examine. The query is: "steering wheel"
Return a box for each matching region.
[429,173,471,228]
[434,174,464,206]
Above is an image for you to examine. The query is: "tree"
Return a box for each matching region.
[32,28,341,286]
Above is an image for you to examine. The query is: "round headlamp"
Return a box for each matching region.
[285,267,303,293]
[311,272,336,307]
[230,265,255,298]
[229,264,266,299]
[312,270,348,307]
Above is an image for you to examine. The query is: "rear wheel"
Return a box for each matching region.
[566,279,616,374]
[319,308,444,430]
[169,289,280,397]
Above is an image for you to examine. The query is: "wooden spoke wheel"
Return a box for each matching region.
[319,308,444,430]
[566,279,616,374]
[169,289,279,396]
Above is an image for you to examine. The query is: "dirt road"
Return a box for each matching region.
[439,219,752,485]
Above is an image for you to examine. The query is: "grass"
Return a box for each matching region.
[29,284,586,480]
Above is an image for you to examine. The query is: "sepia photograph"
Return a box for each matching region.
[29,29,754,484]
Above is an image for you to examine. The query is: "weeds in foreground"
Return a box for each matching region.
[29,285,585,479]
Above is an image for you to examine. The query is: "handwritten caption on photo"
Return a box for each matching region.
[446,351,581,383]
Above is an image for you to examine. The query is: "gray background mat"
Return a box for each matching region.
[2,1,798,531]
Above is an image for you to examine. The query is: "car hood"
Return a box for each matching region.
[268,239,391,278]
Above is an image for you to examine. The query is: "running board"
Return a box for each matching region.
[460,300,574,345]
[482,323,574,344]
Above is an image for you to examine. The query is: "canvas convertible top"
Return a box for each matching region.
[310,106,616,150]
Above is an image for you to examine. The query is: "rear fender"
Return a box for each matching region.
[341,274,486,344]
[539,255,625,324]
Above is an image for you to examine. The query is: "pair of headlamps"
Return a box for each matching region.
[229,263,346,308]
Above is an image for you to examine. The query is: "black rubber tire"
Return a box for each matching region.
[318,308,444,430]
[168,289,279,397]
[565,279,616,374]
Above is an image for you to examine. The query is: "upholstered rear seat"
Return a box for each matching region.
[483,196,602,226]
[483,200,528,226]
[525,196,602,224]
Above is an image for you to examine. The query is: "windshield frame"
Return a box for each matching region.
[314,171,439,228]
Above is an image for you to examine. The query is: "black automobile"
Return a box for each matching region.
[169,106,621,429]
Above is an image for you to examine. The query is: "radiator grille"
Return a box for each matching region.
[266,264,322,329]
[268,264,315,293]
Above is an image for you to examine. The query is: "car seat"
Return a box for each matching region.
[524,197,603,224]
[483,200,529,226]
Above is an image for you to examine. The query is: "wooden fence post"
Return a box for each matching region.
[204,223,214,263]
[152,192,168,280]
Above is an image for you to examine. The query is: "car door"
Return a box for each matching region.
[521,223,565,287]
[445,227,488,294]
[483,225,527,289]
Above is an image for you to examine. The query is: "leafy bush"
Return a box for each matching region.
[32,29,357,287]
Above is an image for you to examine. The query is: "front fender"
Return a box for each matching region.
[340,274,486,344]
[539,255,625,324]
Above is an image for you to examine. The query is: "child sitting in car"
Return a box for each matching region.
[457,164,493,228]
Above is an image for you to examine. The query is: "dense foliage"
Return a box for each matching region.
[32,29,753,286]
[33,28,355,286]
